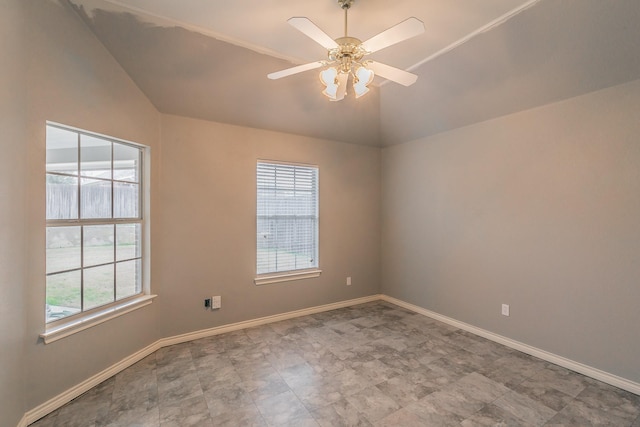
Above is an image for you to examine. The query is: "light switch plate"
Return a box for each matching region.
[212,296,221,309]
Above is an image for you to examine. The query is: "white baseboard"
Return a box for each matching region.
[16,414,28,427]
[21,294,381,426]
[381,295,640,396]
[23,341,160,426]
[158,294,382,348]
[21,292,639,426]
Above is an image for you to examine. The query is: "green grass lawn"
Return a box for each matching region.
[46,245,140,318]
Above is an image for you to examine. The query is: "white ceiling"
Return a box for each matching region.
[73,0,536,70]
[68,0,640,146]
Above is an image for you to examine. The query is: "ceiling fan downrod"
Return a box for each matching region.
[329,0,365,67]
[338,0,354,37]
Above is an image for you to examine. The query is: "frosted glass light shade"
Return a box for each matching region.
[353,66,374,98]
[319,67,339,100]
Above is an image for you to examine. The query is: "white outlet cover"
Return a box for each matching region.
[501,304,510,316]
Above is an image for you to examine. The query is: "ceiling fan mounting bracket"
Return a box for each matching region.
[337,0,355,10]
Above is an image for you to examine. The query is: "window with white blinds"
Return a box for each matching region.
[256,161,319,276]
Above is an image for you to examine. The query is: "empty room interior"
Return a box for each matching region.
[2,0,640,426]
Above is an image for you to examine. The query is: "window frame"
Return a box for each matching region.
[254,160,322,285]
[41,122,155,343]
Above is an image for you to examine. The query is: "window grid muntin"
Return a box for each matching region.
[46,123,144,324]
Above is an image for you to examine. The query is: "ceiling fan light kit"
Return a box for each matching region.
[268,0,425,102]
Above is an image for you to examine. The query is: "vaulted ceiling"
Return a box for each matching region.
[69,0,640,146]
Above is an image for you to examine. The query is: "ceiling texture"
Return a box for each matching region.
[68,0,640,147]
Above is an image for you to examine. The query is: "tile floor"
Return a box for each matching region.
[30,301,640,426]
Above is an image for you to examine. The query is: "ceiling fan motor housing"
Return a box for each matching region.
[329,37,365,59]
[328,37,367,74]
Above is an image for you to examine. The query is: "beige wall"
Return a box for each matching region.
[7,0,640,423]
[381,79,640,383]
[157,115,381,338]
[14,0,381,417]
[24,0,161,409]
[0,1,27,425]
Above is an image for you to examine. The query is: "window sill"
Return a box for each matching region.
[40,294,157,344]
[254,269,322,286]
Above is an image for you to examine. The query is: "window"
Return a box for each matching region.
[256,161,320,283]
[45,123,145,324]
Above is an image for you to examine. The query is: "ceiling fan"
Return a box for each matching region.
[267,0,425,101]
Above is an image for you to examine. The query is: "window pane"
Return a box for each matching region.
[114,182,139,218]
[46,226,81,274]
[45,124,146,322]
[84,225,114,267]
[257,217,317,273]
[114,143,140,182]
[46,174,78,220]
[256,162,319,275]
[116,223,141,261]
[84,265,115,310]
[46,126,78,175]
[81,134,111,179]
[116,259,142,300]
[46,270,81,322]
[81,178,112,218]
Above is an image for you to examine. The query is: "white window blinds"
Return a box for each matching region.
[257,162,319,275]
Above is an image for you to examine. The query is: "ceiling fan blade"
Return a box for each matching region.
[361,17,425,53]
[267,61,325,80]
[367,61,418,86]
[332,73,349,101]
[288,17,339,50]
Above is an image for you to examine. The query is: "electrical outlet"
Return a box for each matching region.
[204,298,211,308]
[346,276,352,286]
[501,304,510,317]
[211,296,221,309]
